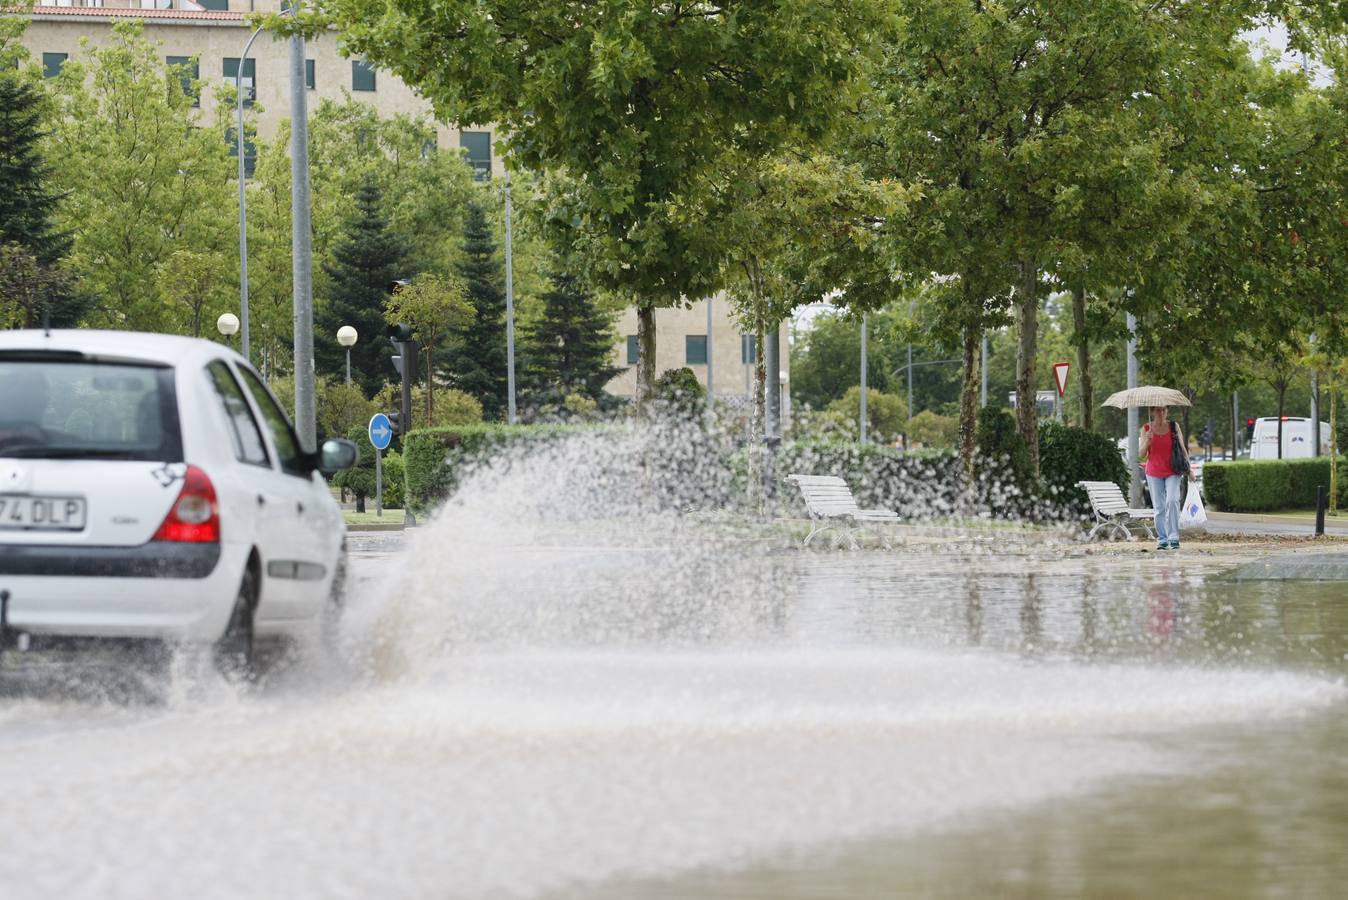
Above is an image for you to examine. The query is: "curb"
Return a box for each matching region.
[344,523,405,532]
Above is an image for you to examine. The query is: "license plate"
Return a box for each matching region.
[0,496,87,531]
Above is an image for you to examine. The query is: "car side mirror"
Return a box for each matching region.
[317,438,359,474]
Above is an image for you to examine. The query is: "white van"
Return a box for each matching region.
[1248,417,1331,460]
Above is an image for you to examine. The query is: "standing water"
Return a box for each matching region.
[1,429,1345,899]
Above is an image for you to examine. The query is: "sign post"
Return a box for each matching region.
[368,413,393,518]
[1053,362,1071,423]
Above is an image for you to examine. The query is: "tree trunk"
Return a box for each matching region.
[1071,285,1093,430]
[959,323,980,479]
[1014,260,1040,475]
[1181,390,1192,444]
[753,316,767,444]
[636,305,657,404]
[355,492,366,514]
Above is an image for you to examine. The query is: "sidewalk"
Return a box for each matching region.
[1205,510,1348,537]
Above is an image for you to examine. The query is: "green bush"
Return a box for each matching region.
[402,424,602,513]
[1038,421,1129,516]
[735,441,961,519]
[652,367,706,415]
[1202,461,1290,511]
[1205,457,1348,511]
[332,426,403,509]
[1284,458,1334,508]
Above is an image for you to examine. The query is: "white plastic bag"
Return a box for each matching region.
[1179,481,1208,528]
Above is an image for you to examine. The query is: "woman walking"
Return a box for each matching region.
[1139,406,1191,550]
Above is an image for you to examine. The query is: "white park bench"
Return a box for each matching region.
[786,474,900,550]
[1077,480,1156,541]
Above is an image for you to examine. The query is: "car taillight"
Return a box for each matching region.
[153,465,220,543]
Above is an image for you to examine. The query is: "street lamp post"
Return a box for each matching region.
[504,169,517,424]
[337,325,358,384]
[217,312,240,348]
[236,25,263,364]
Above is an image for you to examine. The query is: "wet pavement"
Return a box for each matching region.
[0,523,1345,899]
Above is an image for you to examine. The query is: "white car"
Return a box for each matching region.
[0,330,357,675]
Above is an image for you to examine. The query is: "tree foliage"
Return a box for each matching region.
[316,178,404,395]
[45,22,233,331]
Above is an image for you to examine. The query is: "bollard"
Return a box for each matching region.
[1316,485,1327,536]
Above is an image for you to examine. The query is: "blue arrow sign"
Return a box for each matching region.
[368,413,393,451]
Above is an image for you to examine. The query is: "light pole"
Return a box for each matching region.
[289,2,317,452]
[217,312,240,349]
[504,168,517,424]
[337,325,358,384]
[236,24,263,364]
[859,313,868,444]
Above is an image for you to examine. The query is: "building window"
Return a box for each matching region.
[199,0,230,9]
[626,336,639,366]
[460,131,491,180]
[741,335,757,365]
[225,127,257,179]
[352,60,376,92]
[686,335,708,365]
[42,53,67,79]
[305,58,315,90]
[223,57,256,108]
[167,56,199,107]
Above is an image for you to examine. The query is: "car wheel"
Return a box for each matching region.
[322,544,348,653]
[214,565,257,681]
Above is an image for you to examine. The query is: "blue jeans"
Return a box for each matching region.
[1147,474,1183,545]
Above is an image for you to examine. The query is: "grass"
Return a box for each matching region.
[343,508,405,526]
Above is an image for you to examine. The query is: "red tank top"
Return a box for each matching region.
[1146,426,1174,478]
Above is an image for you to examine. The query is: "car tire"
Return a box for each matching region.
[214,564,257,681]
[322,543,347,653]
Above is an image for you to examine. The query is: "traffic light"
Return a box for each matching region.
[1245,417,1256,441]
[388,322,414,343]
[387,411,403,436]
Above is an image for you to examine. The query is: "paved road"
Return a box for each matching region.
[1204,511,1348,537]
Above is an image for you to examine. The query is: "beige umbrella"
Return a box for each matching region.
[1101,386,1191,409]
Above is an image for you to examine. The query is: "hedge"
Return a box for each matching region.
[1204,458,1348,511]
[1037,421,1130,517]
[403,424,603,514]
[731,441,962,519]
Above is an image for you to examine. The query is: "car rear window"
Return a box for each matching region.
[0,358,183,462]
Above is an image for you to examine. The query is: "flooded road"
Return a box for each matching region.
[1,527,1345,899]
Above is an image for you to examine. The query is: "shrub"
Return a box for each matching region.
[653,367,705,415]
[1038,421,1129,516]
[908,409,958,449]
[373,384,482,429]
[825,387,908,444]
[1202,461,1290,512]
[974,406,1032,514]
[402,423,601,513]
[1284,457,1334,508]
[735,441,962,519]
[332,426,403,509]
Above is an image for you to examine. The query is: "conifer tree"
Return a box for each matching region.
[0,74,78,326]
[316,178,404,395]
[445,202,507,418]
[522,268,620,406]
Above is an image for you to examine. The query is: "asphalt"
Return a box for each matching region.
[1204,510,1348,537]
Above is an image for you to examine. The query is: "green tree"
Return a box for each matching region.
[45,22,233,331]
[325,0,895,401]
[446,203,507,418]
[0,73,77,326]
[522,266,620,407]
[316,178,404,395]
[156,248,230,338]
[384,271,475,422]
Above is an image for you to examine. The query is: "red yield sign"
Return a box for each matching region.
[1053,362,1071,397]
